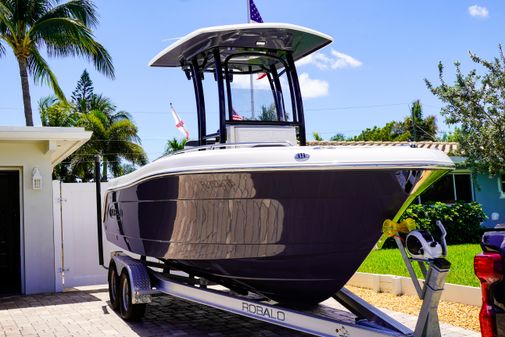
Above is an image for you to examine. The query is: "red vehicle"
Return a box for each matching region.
[475,228,505,337]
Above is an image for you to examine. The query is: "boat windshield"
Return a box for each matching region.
[225,54,294,123]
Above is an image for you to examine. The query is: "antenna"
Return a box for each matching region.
[246,0,255,118]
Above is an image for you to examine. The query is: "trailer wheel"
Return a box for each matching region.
[108,261,120,310]
[119,271,146,321]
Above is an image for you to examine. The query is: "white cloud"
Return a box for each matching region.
[296,54,314,67]
[231,73,273,90]
[468,5,489,18]
[298,73,329,99]
[330,50,363,69]
[296,49,363,70]
[230,71,328,100]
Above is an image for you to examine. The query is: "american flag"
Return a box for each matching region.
[232,109,244,121]
[249,0,263,23]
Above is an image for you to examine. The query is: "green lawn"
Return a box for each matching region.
[358,244,482,287]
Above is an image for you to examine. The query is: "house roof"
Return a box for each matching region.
[306,141,459,155]
[0,126,91,166]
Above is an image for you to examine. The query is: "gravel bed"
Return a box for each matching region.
[347,285,480,332]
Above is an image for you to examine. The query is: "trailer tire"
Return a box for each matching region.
[108,261,120,310]
[119,271,146,321]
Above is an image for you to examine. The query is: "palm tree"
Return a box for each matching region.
[164,138,187,155]
[76,110,147,180]
[39,95,80,181]
[0,0,114,126]
[39,95,78,127]
[312,131,323,141]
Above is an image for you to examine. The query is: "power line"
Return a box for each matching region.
[0,102,443,115]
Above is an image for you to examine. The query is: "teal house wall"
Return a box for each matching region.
[474,174,505,228]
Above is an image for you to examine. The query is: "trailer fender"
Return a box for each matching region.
[110,252,152,304]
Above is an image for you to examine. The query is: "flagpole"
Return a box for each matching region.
[247,0,255,118]
[247,0,251,23]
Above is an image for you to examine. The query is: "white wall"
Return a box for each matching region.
[0,141,54,294]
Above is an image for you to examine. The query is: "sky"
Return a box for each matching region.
[0,0,504,161]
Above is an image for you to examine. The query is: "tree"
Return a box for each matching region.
[71,69,94,113]
[164,138,187,155]
[408,100,438,141]
[38,71,146,181]
[39,96,77,127]
[352,100,437,141]
[76,110,147,180]
[0,0,114,126]
[426,46,505,174]
[39,96,80,182]
[330,133,346,141]
[438,128,462,142]
[312,131,323,141]
[257,103,277,121]
[353,121,409,141]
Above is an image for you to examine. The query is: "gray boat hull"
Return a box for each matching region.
[104,169,432,304]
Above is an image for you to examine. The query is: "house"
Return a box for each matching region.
[308,141,505,228]
[0,126,91,295]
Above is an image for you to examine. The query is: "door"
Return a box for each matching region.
[0,171,21,295]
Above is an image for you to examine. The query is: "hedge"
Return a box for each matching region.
[382,201,487,248]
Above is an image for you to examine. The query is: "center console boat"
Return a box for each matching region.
[104,23,454,305]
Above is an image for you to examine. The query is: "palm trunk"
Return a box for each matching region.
[101,159,108,182]
[17,57,34,126]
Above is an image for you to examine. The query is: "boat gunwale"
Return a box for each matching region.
[105,163,454,193]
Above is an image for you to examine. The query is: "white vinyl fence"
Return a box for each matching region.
[53,181,121,291]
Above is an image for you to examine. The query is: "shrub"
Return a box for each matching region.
[381,201,487,248]
[399,201,487,245]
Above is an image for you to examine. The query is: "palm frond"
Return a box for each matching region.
[108,119,141,143]
[38,95,77,127]
[110,110,132,123]
[0,1,12,22]
[26,0,55,23]
[89,93,115,114]
[31,17,115,79]
[113,142,148,166]
[109,158,124,177]
[0,1,17,39]
[88,109,110,127]
[38,95,58,111]
[78,110,108,139]
[36,0,98,28]
[27,48,66,101]
[0,41,5,57]
[164,138,187,155]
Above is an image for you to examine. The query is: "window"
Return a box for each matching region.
[499,174,505,199]
[420,173,474,203]
[202,71,220,136]
[226,54,293,123]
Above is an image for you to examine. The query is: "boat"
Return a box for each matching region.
[103,23,454,305]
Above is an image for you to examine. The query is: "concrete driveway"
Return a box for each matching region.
[0,285,479,337]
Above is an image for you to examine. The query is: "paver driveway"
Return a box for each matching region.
[0,285,479,337]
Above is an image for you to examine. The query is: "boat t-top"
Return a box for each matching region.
[103,23,454,306]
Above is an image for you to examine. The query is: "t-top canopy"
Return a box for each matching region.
[149,23,333,68]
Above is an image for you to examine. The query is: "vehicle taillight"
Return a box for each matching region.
[475,252,503,337]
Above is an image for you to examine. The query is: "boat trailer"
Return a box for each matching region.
[106,222,450,337]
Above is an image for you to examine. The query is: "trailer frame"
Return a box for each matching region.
[108,248,450,337]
